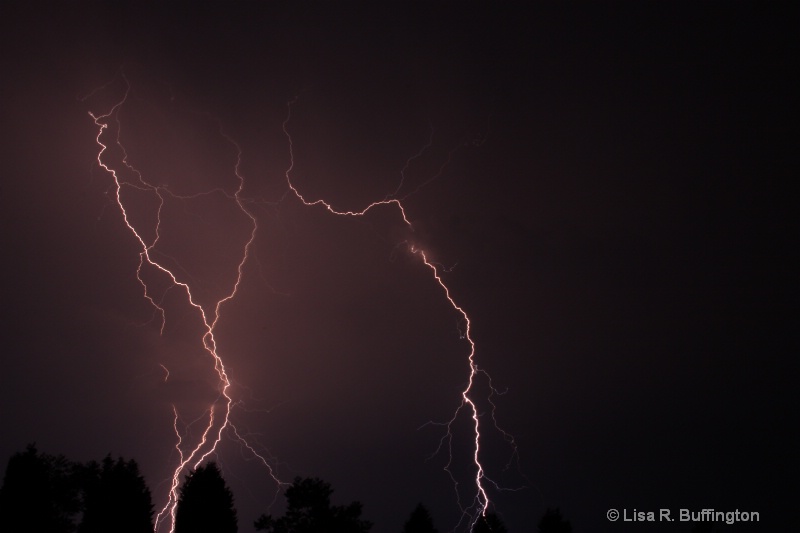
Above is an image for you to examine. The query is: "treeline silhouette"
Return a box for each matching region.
[0,444,153,533]
[0,444,574,532]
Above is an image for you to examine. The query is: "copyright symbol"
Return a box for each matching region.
[607,509,619,521]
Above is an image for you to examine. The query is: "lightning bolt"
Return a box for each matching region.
[87,76,521,533]
[281,99,520,530]
[87,75,282,533]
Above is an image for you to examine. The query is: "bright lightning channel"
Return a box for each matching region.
[281,99,517,530]
[88,77,519,533]
[87,76,281,533]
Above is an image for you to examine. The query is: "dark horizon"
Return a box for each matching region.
[1,3,796,532]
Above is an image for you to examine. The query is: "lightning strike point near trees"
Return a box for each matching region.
[87,75,521,533]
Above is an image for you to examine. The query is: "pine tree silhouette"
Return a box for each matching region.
[78,455,154,533]
[0,444,80,533]
[175,462,238,533]
[402,503,438,533]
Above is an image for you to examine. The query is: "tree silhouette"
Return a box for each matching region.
[537,507,571,533]
[77,455,154,533]
[175,462,238,533]
[402,503,438,533]
[473,512,508,533]
[255,476,372,533]
[0,444,81,533]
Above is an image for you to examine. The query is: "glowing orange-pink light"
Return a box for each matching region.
[89,77,517,533]
[281,99,506,527]
[89,76,282,533]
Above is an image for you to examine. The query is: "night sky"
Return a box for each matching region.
[1,2,796,532]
